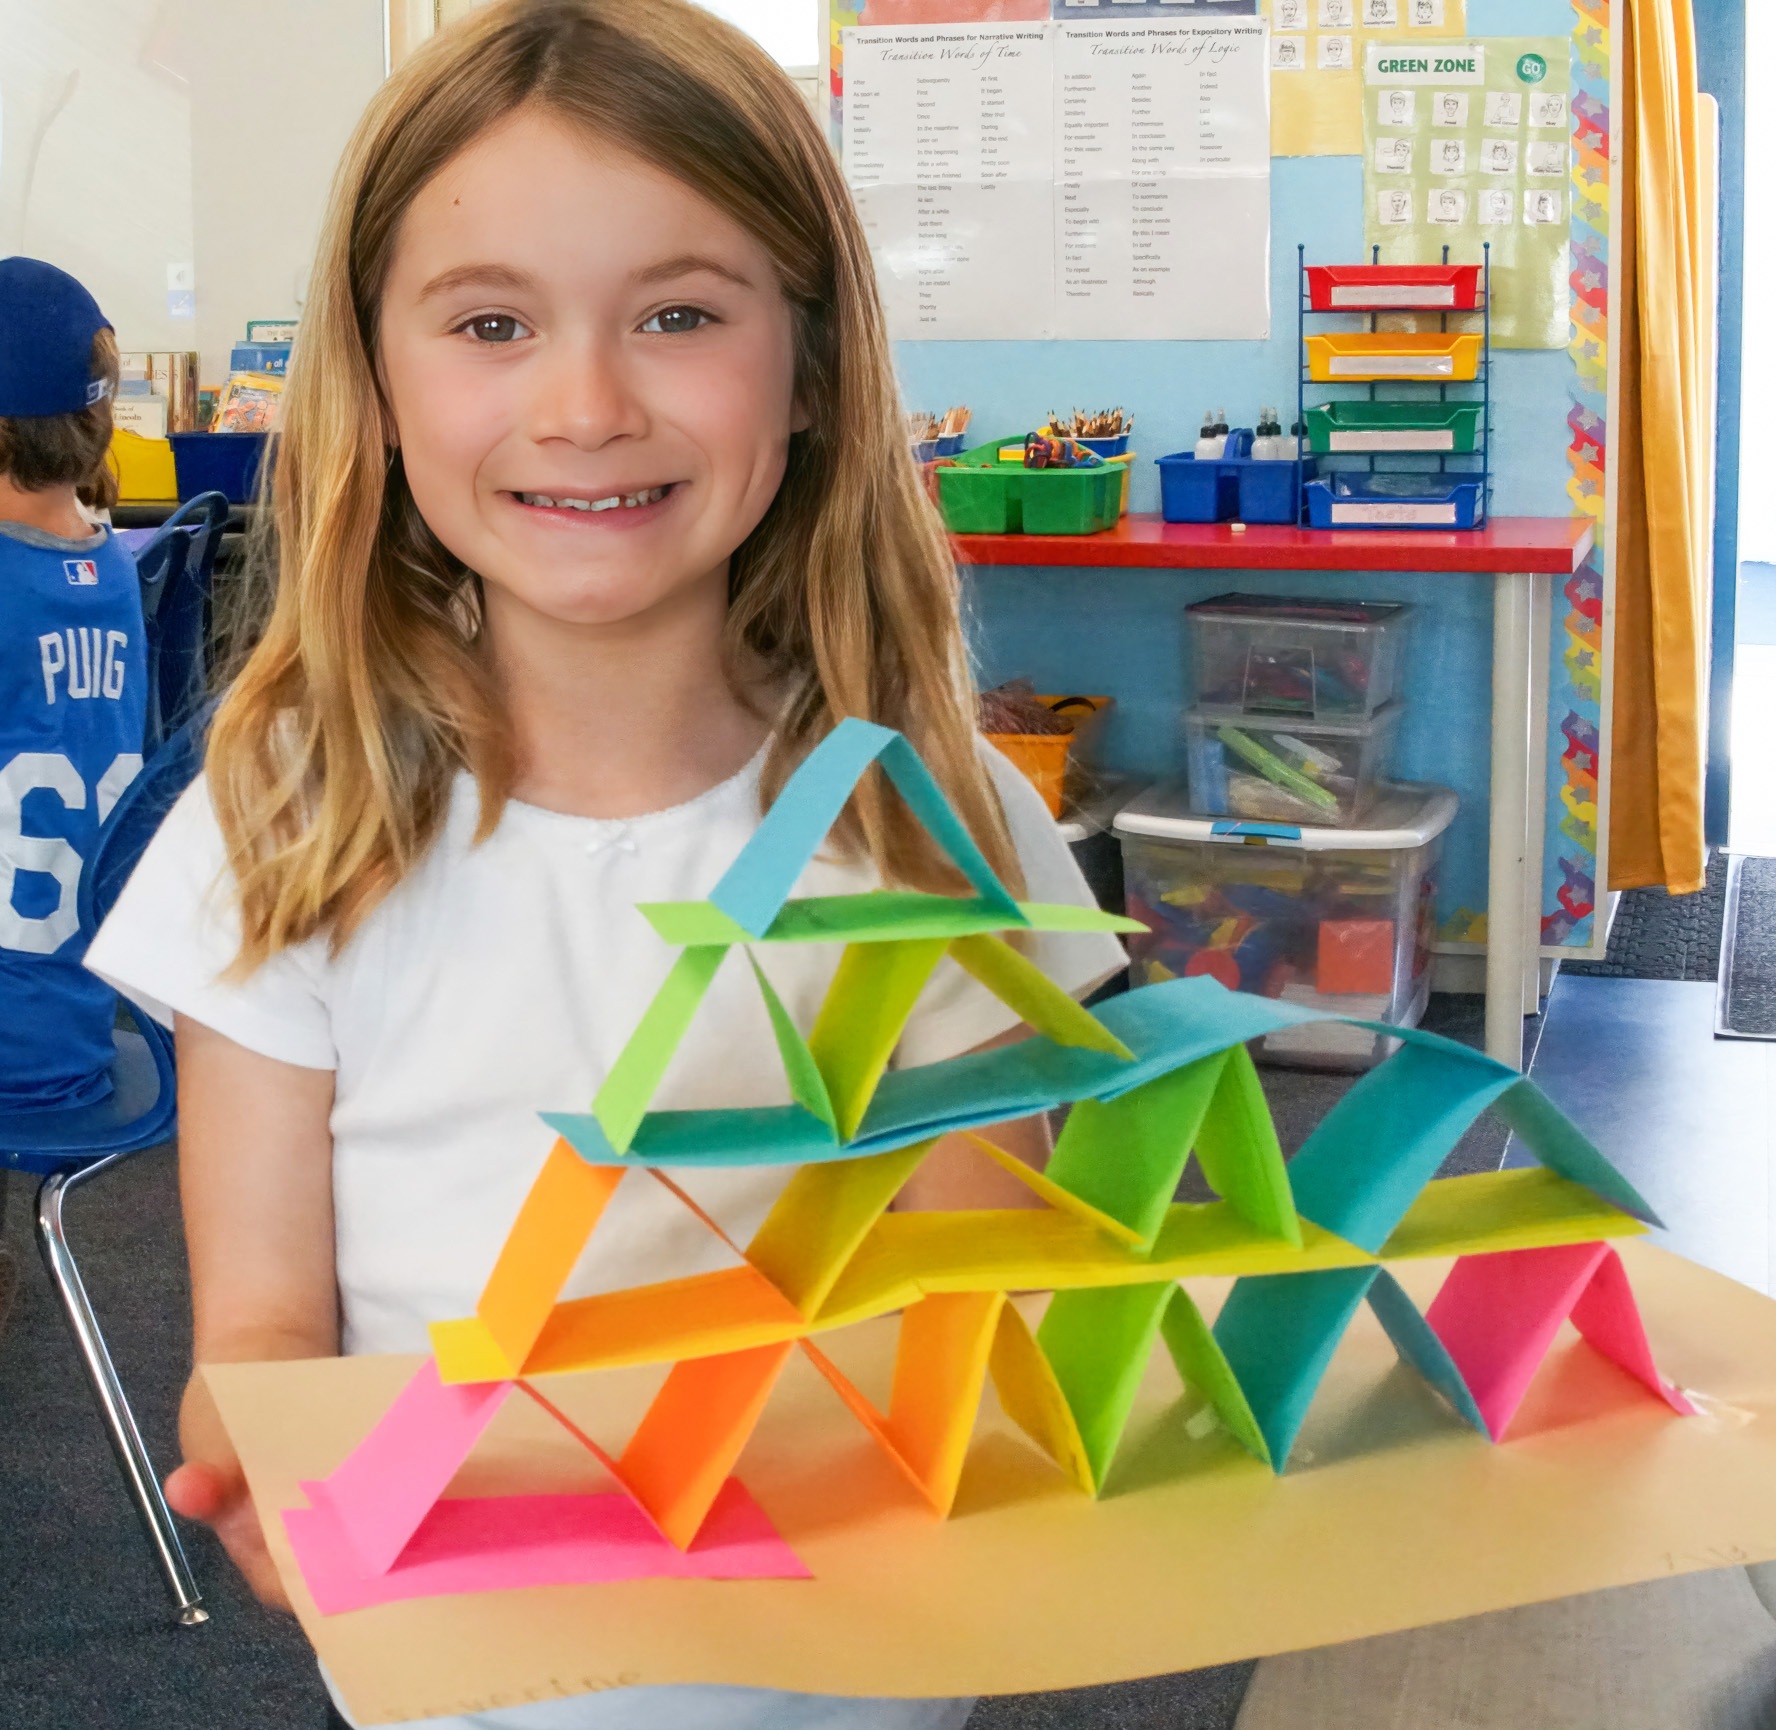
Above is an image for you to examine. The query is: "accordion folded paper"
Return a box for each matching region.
[206,722,1776,1727]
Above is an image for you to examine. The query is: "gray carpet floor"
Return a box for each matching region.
[1564,852,1728,984]
[0,995,1507,1730]
[1721,855,1776,1037]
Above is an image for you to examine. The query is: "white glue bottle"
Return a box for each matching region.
[1194,409,1221,462]
[1211,409,1230,458]
[1253,408,1283,460]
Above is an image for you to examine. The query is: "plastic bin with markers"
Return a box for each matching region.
[1113,781,1457,1070]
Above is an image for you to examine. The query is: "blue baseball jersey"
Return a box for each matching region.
[0,524,146,1109]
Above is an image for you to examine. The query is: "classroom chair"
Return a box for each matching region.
[133,490,229,753]
[0,715,208,1626]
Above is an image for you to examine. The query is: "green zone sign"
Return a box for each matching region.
[1365,41,1486,86]
[1516,52,1548,83]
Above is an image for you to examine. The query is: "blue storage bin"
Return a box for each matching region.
[935,433,965,457]
[1234,456,1317,525]
[1304,472,1484,530]
[1157,453,1237,523]
[169,432,269,504]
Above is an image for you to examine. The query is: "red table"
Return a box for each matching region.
[953,515,1598,1068]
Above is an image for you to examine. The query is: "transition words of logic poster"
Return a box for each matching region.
[841,20,1271,341]
[1361,38,1572,349]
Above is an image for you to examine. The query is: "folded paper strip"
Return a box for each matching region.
[281,721,1693,1611]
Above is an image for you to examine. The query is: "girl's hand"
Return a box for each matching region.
[166,1373,292,1611]
[171,1017,343,1614]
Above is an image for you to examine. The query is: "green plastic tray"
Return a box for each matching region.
[1303,402,1483,456]
[937,438,1125,536]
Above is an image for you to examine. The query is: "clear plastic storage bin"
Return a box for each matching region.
[1114,781,1457,1070]
[1182,701,1402,828]
[1185,594,1410,721]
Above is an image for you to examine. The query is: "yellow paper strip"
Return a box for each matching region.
[962,1133,1146,1247]
[745,1141,935,1316]
[808,939,951,1139]
[948,934,1133,1059]
[990,1301,1096,1494]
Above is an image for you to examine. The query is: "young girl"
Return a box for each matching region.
[88,3,1123,1725]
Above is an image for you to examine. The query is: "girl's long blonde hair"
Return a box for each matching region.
[211,0,1020,968]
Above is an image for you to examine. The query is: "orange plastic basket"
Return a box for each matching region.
[984,731,1073,818]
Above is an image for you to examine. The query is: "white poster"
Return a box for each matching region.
[843,25,1055,341]
[841,20,1270,340]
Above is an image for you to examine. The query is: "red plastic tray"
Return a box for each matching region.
[1306,264,1483,313]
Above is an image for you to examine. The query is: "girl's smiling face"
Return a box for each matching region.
[376,108,803,634]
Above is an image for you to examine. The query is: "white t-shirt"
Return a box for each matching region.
[86,741,1123,1730]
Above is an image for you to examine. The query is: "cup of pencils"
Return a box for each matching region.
[909,406,973,463]
[1043,407,1132,460]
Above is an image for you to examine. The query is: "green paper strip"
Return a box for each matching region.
[1194,1044,1300,1247]
[808,938,952,1141]
[640,894,1142,949]
[1035,1280,1178,1491]
[1158,1286,1271,1467]
[1045,1055,1228,1251]
[591,946,727,1154]
[949,933,1133,1060]
[746,955,837,1132]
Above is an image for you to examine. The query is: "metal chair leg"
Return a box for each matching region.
[35,1157,208,1626]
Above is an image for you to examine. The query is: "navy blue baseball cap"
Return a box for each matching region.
[0,257,113,418]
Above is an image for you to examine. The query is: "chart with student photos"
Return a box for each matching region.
[1361,36,1572,348]
[1258,0,1467,154]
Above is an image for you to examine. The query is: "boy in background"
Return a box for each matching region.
[0,257,146,1113]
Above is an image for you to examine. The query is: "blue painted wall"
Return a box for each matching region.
[897,0,1579,933]
[1694,0,1745,845]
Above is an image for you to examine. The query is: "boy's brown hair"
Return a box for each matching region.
[0,327,121,514]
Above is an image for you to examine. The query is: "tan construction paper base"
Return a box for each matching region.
[208,1242,1776,1727]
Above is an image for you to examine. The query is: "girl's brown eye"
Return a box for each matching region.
[464,314,527,343]
[642,306,709,335]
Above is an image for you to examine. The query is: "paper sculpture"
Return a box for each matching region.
[265,720,1699,1622]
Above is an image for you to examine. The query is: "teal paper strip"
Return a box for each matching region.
[1212,1266,1379,1469]
[708,720,1023,938]
[1285,1041,1520,1253]
[1364,1268,1488,1435]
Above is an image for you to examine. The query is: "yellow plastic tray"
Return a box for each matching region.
[1305,332,1483,384]
[107,428,178,502]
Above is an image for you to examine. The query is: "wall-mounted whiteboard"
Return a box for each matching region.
[842,18,1271,340]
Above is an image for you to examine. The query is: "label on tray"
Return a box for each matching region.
[1330,354,1455,376]
[1329,285,1457,307]
[1329,428,1457,452]
[1333,501,1460,525]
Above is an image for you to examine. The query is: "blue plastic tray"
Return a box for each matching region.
[1304,473,1484,530]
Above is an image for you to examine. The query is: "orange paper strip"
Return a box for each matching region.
[474,1143,625,1373]
[615,1341,795,1550]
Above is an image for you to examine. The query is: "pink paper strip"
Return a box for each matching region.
[303,1359,513,1577]
[1427,1241,1693,1440]
[284,1478,810,1614]
[1568,1246,1697,1416]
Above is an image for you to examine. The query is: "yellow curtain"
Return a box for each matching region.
[1608,0,1712,895]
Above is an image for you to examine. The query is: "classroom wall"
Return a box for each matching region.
[1693,0,1746,844]
[179,0,386,385]
[0,0,196,351]
[903,0,1583,940]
